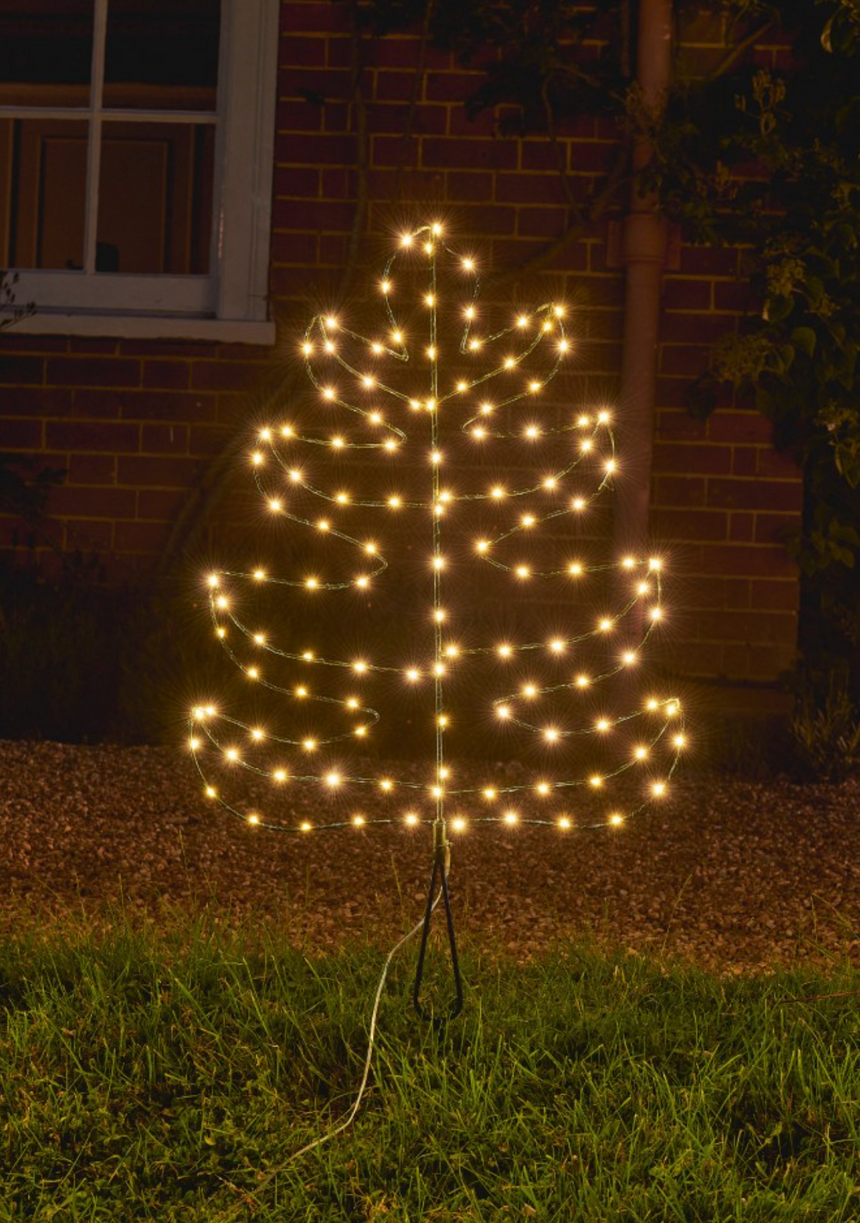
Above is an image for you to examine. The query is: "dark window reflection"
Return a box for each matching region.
[0,1,95,101]
[104,0,220,109]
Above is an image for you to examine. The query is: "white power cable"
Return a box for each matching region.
[220,886,445,1218]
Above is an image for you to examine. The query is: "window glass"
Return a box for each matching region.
[97,120,214,273]
[0,118,89,268]
[103,0,220,110]
[0,0,95,105]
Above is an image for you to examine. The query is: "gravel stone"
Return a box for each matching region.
[1,740,859,976]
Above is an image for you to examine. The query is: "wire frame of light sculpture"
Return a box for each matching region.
[187,222,686,841]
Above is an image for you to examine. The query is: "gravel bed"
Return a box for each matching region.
[1,739,859,977]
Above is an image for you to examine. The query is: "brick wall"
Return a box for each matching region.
[0,1,801,682]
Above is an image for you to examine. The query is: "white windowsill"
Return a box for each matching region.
[8,312,276,345]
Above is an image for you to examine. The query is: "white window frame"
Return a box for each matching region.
[2,0,278,343]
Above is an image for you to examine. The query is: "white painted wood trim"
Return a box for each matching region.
[3,0,280,335]
[216,0,280,324]
[7,273,216,313]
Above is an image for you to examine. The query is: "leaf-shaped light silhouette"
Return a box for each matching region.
[187,223,686,836]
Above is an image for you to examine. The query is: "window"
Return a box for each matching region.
[0,0,278,341]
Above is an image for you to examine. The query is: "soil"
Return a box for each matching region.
[2,739,859,977]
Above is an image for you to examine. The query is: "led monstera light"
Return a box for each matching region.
[187,222,686,1018]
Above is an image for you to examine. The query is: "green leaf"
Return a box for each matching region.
[791,326,817,358]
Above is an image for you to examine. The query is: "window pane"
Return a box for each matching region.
[0,117,89,269]
[103,0,220,111]
[0,0,95,106]
[96,120,214,274]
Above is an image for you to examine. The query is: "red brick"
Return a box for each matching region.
[669,640,727,677]
[318,234,346,265]
[190,361,265,392]
[654,475,706,507]
[271,232,319,263]
[0,418,42,448]
[280,3,349,33]
[584,310,624,341]
[119,339,220,358]
[270,166,319,198]
[731,448,758,477]
[64,519,113,550]
[278,35,327,68]
[713,281,757,312]
[424,71,484,104]
[278,132,356,165]
[517,207,569,239]
[364,169,440,202]
[569,142,617,173]
[707,478,802,512]
[141,424,189,454]
[728,512,754,541]
[697,609,797,644]
[113,521,170,552]
[0,355,44,384]
[46,357,140,387]
[276,100,324,131]
[374,70,419,102]
[138,489,186,520]
[650,508,728,541]
[421,137,518,172]
[188,425,230,456]
[754,513,796,545]
[70,389,124,419]
[708,411,773,444]
[280,66,352,100]
[757,448,800,479]
[656,377,732,411]
[322,102,349,133]
[119,391,219,422]
[0,334,67,353]
[553,241,589,272]
[725,578,751,608]
[751,579,799,611]
[270,265,335,298]
[679,246,739,276]
[684,576,729,608]
[49,486,136,519]
[142,360,190,390]
[660,344,711,377]
[521,142,560,173]
[67,454,116,485]
[701,543,796,578]
[46,421,140,452]
[321,167,349,197]
[492,173,563,205]
[660,314,731,344]
[652,442,731,475]
[369,102,447,136]
[663,278,712,311]
[447,105,498,138]
[276,200,356,233]
[117,456,201,487]
[654,409,708,441]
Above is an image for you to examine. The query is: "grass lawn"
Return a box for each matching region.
[1,911,859,1222]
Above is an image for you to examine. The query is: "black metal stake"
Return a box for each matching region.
[412,821,463,1022]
